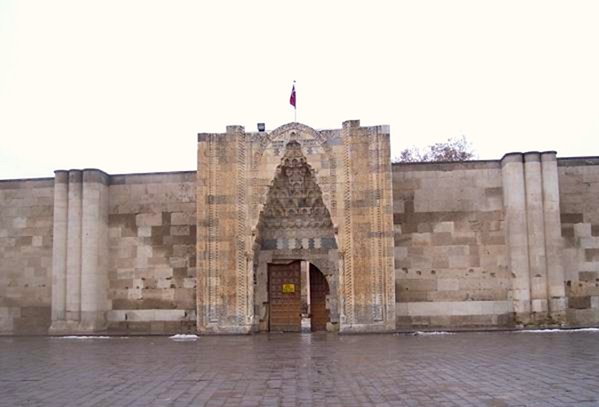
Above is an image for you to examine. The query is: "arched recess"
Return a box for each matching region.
[250,123,339,237]
[309,263,330,332]
[252,140,339,331]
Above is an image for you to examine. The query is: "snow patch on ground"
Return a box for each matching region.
[520,328,599,333]
[169,334,199,341]
[60,336,113,339]
[412,331,455,336]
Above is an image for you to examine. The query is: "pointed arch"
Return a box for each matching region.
[252,140,339,331]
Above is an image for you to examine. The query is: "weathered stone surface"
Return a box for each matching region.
[392,151,585,328]
[393,160,511,328]
[107,172,196,333]
[0,178,53,334]
[197,121,395,333]
[3,123,599,334]
[559,158,599,325]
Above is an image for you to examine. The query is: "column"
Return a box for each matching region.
[80,169,109,331]
[50,170,68,328]
[501,153,532,321]
[524,152,549,318]
[65,170,82,323]
[541,151,567,319]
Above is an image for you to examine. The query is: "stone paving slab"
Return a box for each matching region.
[1,332,599,406]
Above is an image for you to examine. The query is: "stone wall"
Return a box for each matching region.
[3,125,599,335]
[558,158,599,325]
[0,178,54,334]
[106,171,197,333]
[0,171,198,335]
[392,161,511,328]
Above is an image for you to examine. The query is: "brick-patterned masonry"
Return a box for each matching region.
[558,158,599,325]
[0,178,53,334]
[393,161,511,328]
[106,172,196,333]
[2,122,599,334]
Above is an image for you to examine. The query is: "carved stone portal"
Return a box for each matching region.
[196,121,395,334]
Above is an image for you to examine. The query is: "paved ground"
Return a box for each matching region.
[1,331,599,407]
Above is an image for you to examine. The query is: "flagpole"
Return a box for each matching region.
[290,80,297,122]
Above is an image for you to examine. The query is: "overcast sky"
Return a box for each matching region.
[1,1,598,179]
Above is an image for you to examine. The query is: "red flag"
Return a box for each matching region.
[289,84,296,108]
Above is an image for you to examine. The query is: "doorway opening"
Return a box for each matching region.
[309,263,330,331]
[268,260,330,332]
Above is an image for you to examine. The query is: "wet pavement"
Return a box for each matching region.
[1,331,599,407]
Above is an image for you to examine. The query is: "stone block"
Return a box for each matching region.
[183,278,196,289]
[437,279,459,291]
[574,223,591,238]
[566,308,599,325]
[136,213,162,227]
[433,222,454,233]
[137,226,152,237]
[585,249,599,262]
[569,296,591,309]
[428,291,468,301]
[579,271,598,281]
[171,226,190,236]
[449,256,469,268]
[432,232,452,246]
[127,288,143,300]
[431,257,450,269]
[398,279,436,292]
[531,299,548,313]
[157,278,173,289]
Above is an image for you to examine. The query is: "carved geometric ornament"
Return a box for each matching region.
[259,141,333,230]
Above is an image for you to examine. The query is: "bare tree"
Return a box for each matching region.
[394,136,475,163]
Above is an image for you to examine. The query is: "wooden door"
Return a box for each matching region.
[310,265,329,331]
[268,261,301,332]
